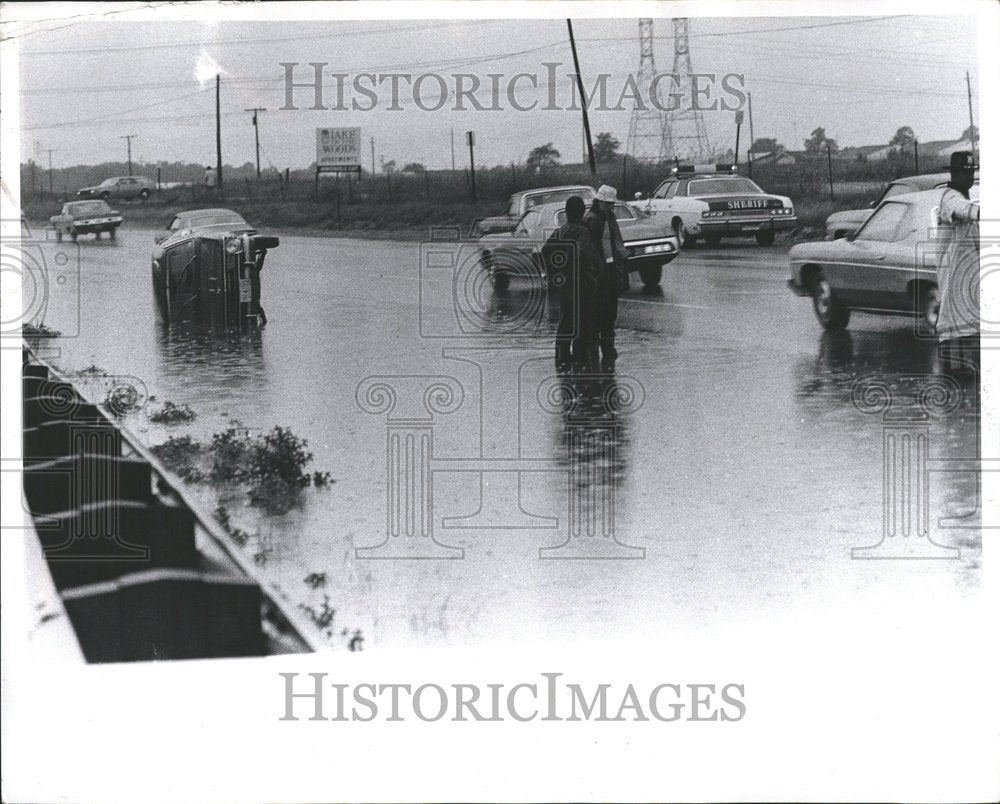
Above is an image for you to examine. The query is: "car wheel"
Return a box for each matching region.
[70,229,78,242]
[755,230,776,246]
[638,264,662,288]
[673,220,694,250]
[702,233,722,248]
[109,227,117,240]
[139,189,150,200]
[95,230,101,240]
[99,192,110,200]
[811,274,850,330]
[918,285,940,335]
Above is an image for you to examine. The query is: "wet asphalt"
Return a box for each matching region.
[24,226,982,648]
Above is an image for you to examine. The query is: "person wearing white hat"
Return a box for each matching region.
[584,184,630,370]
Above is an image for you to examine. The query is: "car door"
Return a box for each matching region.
[833,200,911,308]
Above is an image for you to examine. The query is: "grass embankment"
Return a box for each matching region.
[20,179,881,243]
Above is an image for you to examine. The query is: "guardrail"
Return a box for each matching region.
[22,343,324,662]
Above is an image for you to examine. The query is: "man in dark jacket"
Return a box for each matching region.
[585,184,629,370]
[541,195,596,369]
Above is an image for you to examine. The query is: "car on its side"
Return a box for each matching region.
[477,185,597,235]
[478,200,679,290]
[637,164,796,248]
[154,208,254,245]
[824,171,979,239]
[151,230,279,328]
[788,187,978,332]
[77,176,156,200]
[50,200,123,241]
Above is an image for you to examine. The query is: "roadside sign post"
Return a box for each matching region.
[316,127,363,200]
[826,143,835,202]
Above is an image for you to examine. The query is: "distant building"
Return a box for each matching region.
[747,148,798,165]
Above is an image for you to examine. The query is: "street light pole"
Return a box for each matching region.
[216,74,223,198]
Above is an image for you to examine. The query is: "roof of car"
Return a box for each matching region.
[173,208,244,217]
[517,185,595,197]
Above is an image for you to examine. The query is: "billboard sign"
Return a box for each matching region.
[317,127,362,173]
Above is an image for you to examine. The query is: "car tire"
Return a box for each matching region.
[109,227,117,241]
[70,229,78,242]
[673,220,694,250]
[811,274,850,330]
[918,285,940,335]
[95,231,101,240]
[639,264,662,288]
[139,189,150,200]
[703,233,722,248]
[755,230,776,246]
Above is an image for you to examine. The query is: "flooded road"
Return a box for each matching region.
[26,225,982,649]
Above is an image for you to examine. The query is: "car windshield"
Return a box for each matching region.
[556,203,636,226]
[99,179,119,187]
[525,188,595,208]
[881,183,914,201]
[688,178,762,195]
[68,201,111,215]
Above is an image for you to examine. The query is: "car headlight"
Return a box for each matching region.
[224,237,244,254]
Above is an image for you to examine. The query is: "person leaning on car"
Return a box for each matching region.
[585,184,630,371]
[541,195,596,369]
[935,150,980,372]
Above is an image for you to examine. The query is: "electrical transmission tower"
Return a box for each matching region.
[626,19,669,162]
[666,18,712,163]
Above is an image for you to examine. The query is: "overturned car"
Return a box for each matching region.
[151,230,278,329]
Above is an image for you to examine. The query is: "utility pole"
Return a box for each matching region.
[965,71,976,160]
[119,134,137,175]
[44,148,56,195]
[467,131,477,204]
[567,19,596,177]
[216,74,223,198]
[370,137,376,178]
[747,92,755,178]
[244,108,266,178]
[450,128,456,171]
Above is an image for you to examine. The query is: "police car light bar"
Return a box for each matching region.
[671,163,739,175]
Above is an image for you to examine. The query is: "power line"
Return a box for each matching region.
[20,20,484,56]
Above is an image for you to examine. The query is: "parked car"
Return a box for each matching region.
[636,164,796,247]
[151,230,278,328]
[49,200,123,241]
[788,188,972,332]
[154,208,254,244]
[824,171,979,239]
[77,176,156,200]
[478,200,679,289]
[477,185,596,235]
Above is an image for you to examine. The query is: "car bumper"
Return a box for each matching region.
[71,218,122,232]
[699,217,797,235]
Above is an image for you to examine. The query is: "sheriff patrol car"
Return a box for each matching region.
[637,164,796,248]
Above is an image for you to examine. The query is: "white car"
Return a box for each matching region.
[636,164,796,248]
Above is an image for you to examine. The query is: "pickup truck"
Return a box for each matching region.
[477,185,595,235]
[50,200,123,241]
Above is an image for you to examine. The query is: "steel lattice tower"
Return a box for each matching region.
[625,19,669,162]
[666,18,711,162]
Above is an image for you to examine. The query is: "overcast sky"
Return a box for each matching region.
[14,11,980,172]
